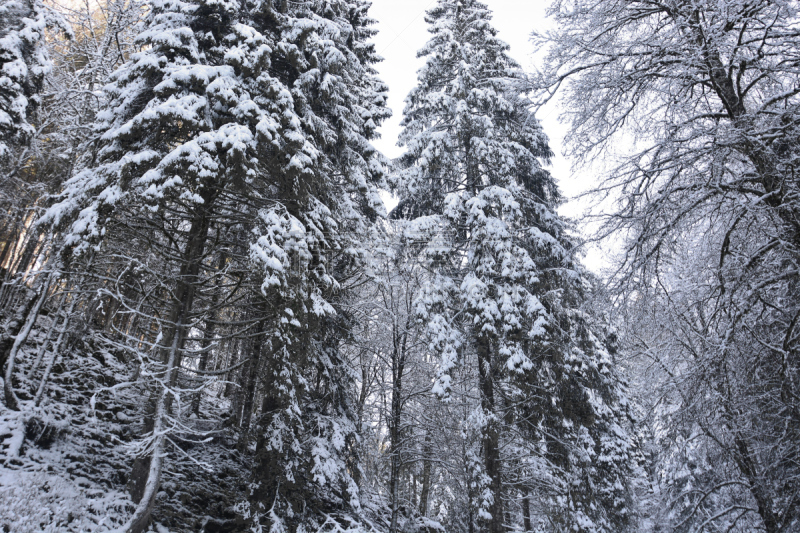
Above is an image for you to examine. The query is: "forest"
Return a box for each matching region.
[0,0,798,531]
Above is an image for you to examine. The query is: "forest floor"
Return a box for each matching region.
[0,313,248,532]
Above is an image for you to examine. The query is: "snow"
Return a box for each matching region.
[0,0,647,531]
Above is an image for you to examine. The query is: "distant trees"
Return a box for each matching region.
[533,0,800,530]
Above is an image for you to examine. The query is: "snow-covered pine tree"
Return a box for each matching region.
[0,0,68,168]
[35,0,389,528]
[39,0,317,529]
[244,1,391,531]
[394,1,637,531]
[0,0,69,296]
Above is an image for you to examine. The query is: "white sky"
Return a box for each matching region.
[368,0,610,272]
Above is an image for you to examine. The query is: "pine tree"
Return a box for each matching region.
[0,0,69,289]
[245,1,391,531]
[0,0,68,166]
[40,0,328,528]
[394,1,637,531]
[40,0,389,530]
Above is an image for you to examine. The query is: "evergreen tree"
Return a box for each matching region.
[0,0,69,285]
[394,1,637,531]
[0,0,68,167]
[41,0,291,529]
[245,1,391,531]
[39,0,389,530]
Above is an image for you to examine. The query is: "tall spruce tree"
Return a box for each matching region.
[0,0,68,166]
[394,1,637,531]
[245,1,391,531]
[42,0,292,529]
[39,0,389,530]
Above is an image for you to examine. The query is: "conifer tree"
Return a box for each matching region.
[245,1,391,531]
[394,1,637,531]
[40,0,295,528]
[40,0,389,530]
[0,0,69,281]
[0,0,68,167]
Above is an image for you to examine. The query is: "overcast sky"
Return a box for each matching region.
[367,0,609,270]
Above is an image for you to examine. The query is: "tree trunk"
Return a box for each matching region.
[191,252,225,416]
[522,491,531,532]
[352,357,373,488]
[124,313,186,533]
[10,224,42,279]
[34,287,80,406]
[223,338,240,399]
[389,322,407,533]
[419,432,433,517]
[0,221,18,274]
[733,435,780,533]
[238,313,266,452]
[3,271,53,409]
[190,313,216,416]
[29,288,66,375]
[0,286,38,370]
[477,334,503,533]
[126,197,213,533]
